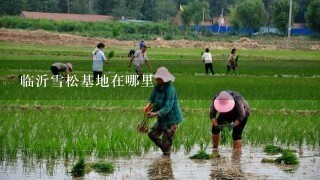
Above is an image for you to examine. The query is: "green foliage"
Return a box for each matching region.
[181,0,211,25]
[220,127,232,145]
[230,0,268,33]
[108,51,115,59]
[189,150,211,160]
[263,145,283,154]
[275,150,299,165]
[91,162,115,173]
[272,0,299,35]
[0,16,181,40]
[71,158,86,177]
[305,0,320,34]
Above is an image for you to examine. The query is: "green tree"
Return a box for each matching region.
[272,0,299,35]
[229,0,268,34]
[209,0,237,17]
[141,0,156,20]
[112,0,143,19]
[305,0,320,34]
[155,0,178,21]
[180,0,210,25]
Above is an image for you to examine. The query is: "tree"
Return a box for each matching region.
[112,0,143,19]
[229,0,268,34]
[141,0,156,21]
[155,0,178,21]
[180,0,210,25]
[209,0,237,17]
[305,0,320,34]
[272,0,299,35]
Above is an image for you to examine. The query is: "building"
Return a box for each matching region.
[20,11,113,22]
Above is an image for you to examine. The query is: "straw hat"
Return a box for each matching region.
[66,63,73,71]
[153,67,175,83]
[214,91,235,113]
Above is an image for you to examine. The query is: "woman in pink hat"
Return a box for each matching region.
[145,67,183,157]
[210,91,250,150]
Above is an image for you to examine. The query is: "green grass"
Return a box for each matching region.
[0,42,319,160]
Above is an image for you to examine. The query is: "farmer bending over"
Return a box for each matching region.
[145,67,183,157]
[128,45,153,80]
[51,62,73,80]
[210,91,250,151]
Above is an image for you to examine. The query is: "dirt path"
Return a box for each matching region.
[1,28,319,50]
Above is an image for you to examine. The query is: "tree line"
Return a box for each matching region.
[0,0,319,34]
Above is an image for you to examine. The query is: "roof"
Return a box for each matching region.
[20,11,113,22]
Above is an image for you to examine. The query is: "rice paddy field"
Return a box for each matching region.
[0,41,319,179]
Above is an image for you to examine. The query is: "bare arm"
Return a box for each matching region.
[129,56,134,67]
[145,60,153,70]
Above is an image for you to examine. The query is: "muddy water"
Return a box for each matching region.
[0,146,319,179]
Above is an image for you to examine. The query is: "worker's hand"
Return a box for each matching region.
[144,103,151,115]
[227,123,235,130]
[148,112,158,118]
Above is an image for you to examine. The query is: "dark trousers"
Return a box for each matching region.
[148,124,178,153]
[93,71,103,82]
[212,117,248,141]
[51,66,59,75]
[205,63,214,75]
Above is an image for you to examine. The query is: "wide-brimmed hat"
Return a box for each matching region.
[214,91,235,113]
[66,63,73,71]
[153,67,175,83]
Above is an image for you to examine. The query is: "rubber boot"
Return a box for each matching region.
[212,134,220,150]
[233,140,242,151]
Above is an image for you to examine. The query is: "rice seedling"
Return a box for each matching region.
[263,145,283,155]
[189,150,211,160]
[71,158,86,177]
[138,104,156,134]
[275,150,299,165]
[220,126,232,145]
[90,162,115,173]
[108,51,115,59]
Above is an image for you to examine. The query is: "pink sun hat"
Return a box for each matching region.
[153,67,175,83]
[214,91,235,113]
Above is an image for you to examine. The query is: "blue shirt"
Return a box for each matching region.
[149,83,183,129]
[92,49,107,72]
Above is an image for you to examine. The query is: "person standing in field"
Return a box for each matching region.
[51,62,73,79]
[202,48,214,75]
[210,91,250,151]
[92,43,108,82]
[227,48,237,75]
[139,40,144,50]
[128,45,153,80]
[145,67,183,157]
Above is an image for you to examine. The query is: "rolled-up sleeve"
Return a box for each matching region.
[158,88,174,117]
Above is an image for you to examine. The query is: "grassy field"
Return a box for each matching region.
[0,41,319,160]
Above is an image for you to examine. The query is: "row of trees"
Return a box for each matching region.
[0,0,319,34]
[225,0,320,34]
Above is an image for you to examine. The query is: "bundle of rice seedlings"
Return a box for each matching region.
[235,55,239,62]
[91,162,114,173]
[108,51,115,59]
[189,150,211,160]
[275,150,299,165]
[138,104,156,133]
[220,126,232,145]
[71,158,86,177]
[263,145,283,155]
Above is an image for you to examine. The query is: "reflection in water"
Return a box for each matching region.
[148,157,174,180]
[210,150,246,179]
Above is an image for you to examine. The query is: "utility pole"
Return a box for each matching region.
[202,7,205,26]
[218,8,224,34]
[288,0,292,44]
[67,0,70,14]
